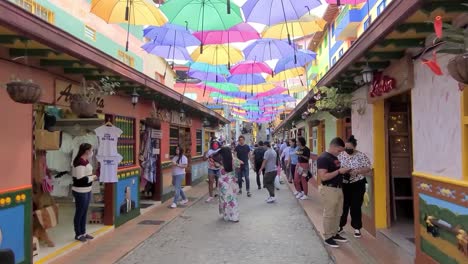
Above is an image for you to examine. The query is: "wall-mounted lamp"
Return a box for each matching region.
[131,88,139,109]
[361,63,374,85]
[292,121,296,128]
[179,108,186,120]
[353,75,364,86]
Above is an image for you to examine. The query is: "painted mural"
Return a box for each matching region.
[419,193,468,264]
[114,170,140,227]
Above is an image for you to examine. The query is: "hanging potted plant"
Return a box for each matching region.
[436,22,468,85]
[70,77,119,118]
[4,76,41,104]
[315,86,353,119]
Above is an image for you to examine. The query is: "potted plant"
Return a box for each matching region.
[70,77,119,118]
[5,76,41,104]
[436,22,468,85]
[315,86,353,119]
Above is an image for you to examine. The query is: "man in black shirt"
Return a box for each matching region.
[317,137,350,248]
[253,141,267,189]
[235,135,252,197]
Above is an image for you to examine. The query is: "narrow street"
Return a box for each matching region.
[117,172,332,264]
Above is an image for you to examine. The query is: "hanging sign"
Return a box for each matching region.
[151,129,163,139]
[369,74,397,98]
[171,111,192,127]
[55,79,105,109]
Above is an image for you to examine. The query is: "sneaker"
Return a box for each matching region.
[179,199,189,205]
[238,190,242,195]
[205,197,214,203]
[293,191,299,195]
[333,234,348,243]
[258,186,261,190]
[299,195,309,200]
[324,238,339,248]
[84,234,94,240]
[354,229,361,238]
[266,197,276,203]
[170,203,177,208]
[75,235,87,242]
[338,227,344,234]
[247,192,252,197]
[296,192,304,199]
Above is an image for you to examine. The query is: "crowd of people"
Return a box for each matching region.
[168,133,372,248]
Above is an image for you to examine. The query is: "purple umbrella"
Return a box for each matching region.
[275,49,316,72]
[188,70,227,83]
[242,0,321,43]
[227,74,266,86]
[142,42,192,61]
[243,39,295,62]
[143,24,200,47]
[230,61,272,75]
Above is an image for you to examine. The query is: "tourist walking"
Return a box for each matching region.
[259,142,278,203]
[288,138,298,184]
[170,146,189,208]
[317,137,350,248]
[203,140,221,203]
[338,136,372,238]
[235,135,252,197]
[253,141,267,189]
[294,137,311,200]
[280,140,290,181]
[212,147,240,222]
[72,143,97,242]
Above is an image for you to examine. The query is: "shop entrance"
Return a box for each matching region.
[381,92,415,254]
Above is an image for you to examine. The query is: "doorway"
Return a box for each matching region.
[381,92,415,255]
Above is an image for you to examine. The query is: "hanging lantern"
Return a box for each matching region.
[361,64,374,84]
[131,88,139,108]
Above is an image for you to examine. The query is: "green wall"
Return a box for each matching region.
[307,112,337,155]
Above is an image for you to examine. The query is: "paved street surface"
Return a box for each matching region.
[117,173,331,264]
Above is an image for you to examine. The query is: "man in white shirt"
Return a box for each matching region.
[260,142,278,203]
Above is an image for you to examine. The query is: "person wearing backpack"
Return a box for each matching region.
[253,141,267,190]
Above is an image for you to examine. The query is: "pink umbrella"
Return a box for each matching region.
[230,61,273,75]
[325,0,367,5]
[253,86,287,98]
[193,23,260,44]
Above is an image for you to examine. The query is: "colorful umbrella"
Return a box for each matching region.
[198,81,239,96]
[267,67,306,82]
[230,61,272,75]
[325,0,368,5]
[227,74,266,86]
[143,24,200,47]
[141,42,192,61]
[243,39,295,62]
[161,0,243,53]
[191,45,244,65]
[262,20,326,40]
[188,62,230,75]
[188,70,227,83]
[91,0,167,51]
[193,23,260,44]
[238,83,275,93]
[253,86,288,98]
[274,49,316,72]
[242,0,321,43]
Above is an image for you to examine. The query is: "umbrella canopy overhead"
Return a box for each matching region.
[253,86,288,98]
[143,24,200,47]
[188,62,230,75]
[325,0,368,5]
[238,83,275,93]
[91,0,167,25]
[262,20,326,40]
[193,23,260,44]
[188,70,227,82]
[200,82,239,92]
[142,42,192,61]
[274,49,316,72]
[268,67,306,82]
[191,44,244,65]
[243,39,296,61]
[230,61,272,75]
[227,74,266,86]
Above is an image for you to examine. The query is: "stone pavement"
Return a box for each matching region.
[117,173,332,264]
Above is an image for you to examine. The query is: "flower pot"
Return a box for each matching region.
[145,117,161,129]
[447,53,468,85]
[6,81,41,104]
[70,94,97,118]
[329,108,351,119]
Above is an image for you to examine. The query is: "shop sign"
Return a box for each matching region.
[55,79,104,109]
[171,110,192,127]
[151,129,163,139]
[369,74,397,98]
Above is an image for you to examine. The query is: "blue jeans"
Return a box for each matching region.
[172,174,187,204]
[237,164,250,191]
[72,191,91,238]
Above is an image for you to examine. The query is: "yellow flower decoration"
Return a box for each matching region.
[5,197,11,205]
[15,195,21,202]
[21,194,26,201]
[0,198,5,206]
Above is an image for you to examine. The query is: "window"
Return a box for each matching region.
[339,48,344,57]
[169,127,179,156]
[84,25,96,41]
[364,16,372,30]
[15,0,55,23]
[117,50,135,67]
[184,93,197,100]
[377,0,386,16]
[196,130,202,155]
[332,57,337,65]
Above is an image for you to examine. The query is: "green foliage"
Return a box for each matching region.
[314,86,353,112]
[421,238,458,264]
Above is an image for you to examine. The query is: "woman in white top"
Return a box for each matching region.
[171,146,189,208]
[72,143,97,242]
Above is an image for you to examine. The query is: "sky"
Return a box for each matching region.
[420,193,468,216]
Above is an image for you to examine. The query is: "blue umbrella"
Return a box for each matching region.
[142,41,192,61]
[188,62,230,75]
[188,70,227,83]
[274,49,316,72]
[227,74,266,85]
[143,24,200,47]
[243,39,296,61]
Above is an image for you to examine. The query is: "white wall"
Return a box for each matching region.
[351,87,374,163]
[412,54,462,179]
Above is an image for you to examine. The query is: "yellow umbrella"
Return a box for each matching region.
[91,0,167,50]
[238,83,275,93]
[262,20,326,40]
[191,45,244,65]
[267,67,306,82]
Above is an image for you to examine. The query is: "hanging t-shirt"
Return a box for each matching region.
[97,155,123,183]
[95,125,122,156]
[47,132,73,172]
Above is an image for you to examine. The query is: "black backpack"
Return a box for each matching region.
[254,148,266,164]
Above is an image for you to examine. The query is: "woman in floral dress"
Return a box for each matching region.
[212,147,240,222]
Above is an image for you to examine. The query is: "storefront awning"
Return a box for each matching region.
[0,1,229,125]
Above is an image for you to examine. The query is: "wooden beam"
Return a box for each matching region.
[63,67,100,75]
[9,48,59,57]
[0,34,28,44]
[40,59,82,67]
[366,51,405,60]
[378,38,425,48]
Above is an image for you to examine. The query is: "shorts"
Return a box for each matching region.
[208,169,220,178]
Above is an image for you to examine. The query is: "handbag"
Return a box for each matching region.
[34,204,59,229]
[42,176,54,193]
[35,112,61,150]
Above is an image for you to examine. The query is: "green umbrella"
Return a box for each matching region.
[209,92,234,99]
[161,0,243,53]
[204,82,239,92]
